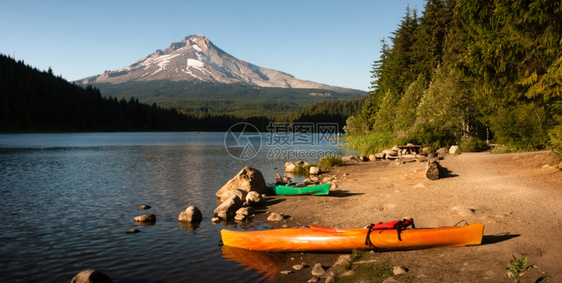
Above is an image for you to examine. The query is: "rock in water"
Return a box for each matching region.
[133,214,156,223]
[178,206,203,223]
[70,269,112,283]
[285,163,297,173]
[215,166,268,197]
[213,195,243,220]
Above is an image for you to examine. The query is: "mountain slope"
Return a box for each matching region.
[78,35,357,93]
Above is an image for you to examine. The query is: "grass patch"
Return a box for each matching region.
[345,132,394,155]
[490,144,539,154]
[292,163,311,175]
[337,263,394,283]
[318,156,343,170]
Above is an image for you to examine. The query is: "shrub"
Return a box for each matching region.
[318,156,343,170]
[506,256,547,283]
[292,163,311,176]
[459,136,489,152]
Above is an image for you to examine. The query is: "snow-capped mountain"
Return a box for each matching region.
[78,35,345,90]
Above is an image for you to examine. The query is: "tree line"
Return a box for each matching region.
[348,0,561,152]
[0,54,360,132]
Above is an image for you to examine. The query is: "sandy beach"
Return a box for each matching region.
[252,151,562,282]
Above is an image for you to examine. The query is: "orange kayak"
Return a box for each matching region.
[220,223,484,252]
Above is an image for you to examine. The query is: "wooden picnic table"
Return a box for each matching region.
[396,144,421,162]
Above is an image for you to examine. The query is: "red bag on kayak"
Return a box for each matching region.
[369,218,415,231]
[365,218,415,248]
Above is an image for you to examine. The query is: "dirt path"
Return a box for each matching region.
[250,151,561,282]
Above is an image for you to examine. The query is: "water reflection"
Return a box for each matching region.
[0,132,358,282]
[178,222,200,231]
[221,245,289,282]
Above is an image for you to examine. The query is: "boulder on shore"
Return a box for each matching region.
[219,189,247,203]
[245,191,263,206]
[215,166,268,197]
[309,166,321,175]
[285,163,297,173]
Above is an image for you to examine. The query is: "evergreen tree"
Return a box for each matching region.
[373,90,399,133]
[394,75,428,134]
[411,66,464,148]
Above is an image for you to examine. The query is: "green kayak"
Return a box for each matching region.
[273,183,330,196]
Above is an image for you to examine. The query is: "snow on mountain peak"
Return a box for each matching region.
[77,34,343,91]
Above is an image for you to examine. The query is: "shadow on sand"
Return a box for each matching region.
[438,164,459,178]
[329,190,364,197]
[481,233,521,245]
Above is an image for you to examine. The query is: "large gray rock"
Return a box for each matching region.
[70,269,112,283]
[215,166,268,197]
[236,206,254,216]
[178,206,202,223]
[342,156,362,164]
[213,195,243,220]
[219,189,247,203]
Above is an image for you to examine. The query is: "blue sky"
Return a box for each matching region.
[1,0,426,91]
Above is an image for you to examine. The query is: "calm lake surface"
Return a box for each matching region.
[0,132,357,282]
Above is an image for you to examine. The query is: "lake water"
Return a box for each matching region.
[0,131,357,282]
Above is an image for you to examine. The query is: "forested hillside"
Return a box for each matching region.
[0,54,359,132]
[293,98,363,128]
[349,0,562,153]
[0,54,270,132]
[91,80,363,118]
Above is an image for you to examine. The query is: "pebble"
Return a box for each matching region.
[267,212,284,221]
[292,264,304,270]
[393,266,407,275]
[280,270,292,275]
[414,183,426,189]
[451,206,476,216]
